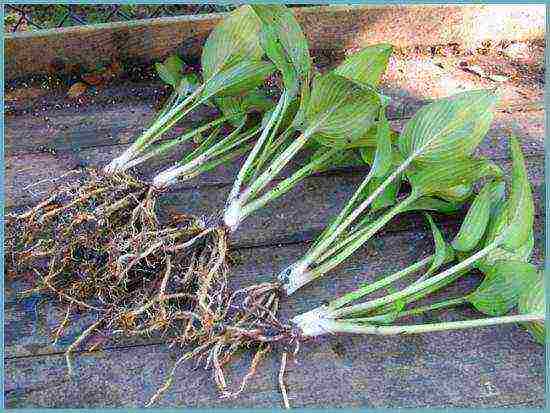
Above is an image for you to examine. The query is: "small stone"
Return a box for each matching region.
[488,74,508,83]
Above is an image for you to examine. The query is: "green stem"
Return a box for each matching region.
[237,147,340,223]
[250,104,295,183]
[302,154,414,269]
[224,126,310,231]
[121,115,232,172]
[393,296,468,319]
[152,124,259,188]
[330,239,501,318]
[327,255,434,311]
[133,86,204,153]
[282,194,418,296]
[226,91,289,208]
[313,214,374,265]
[301,313,543,337]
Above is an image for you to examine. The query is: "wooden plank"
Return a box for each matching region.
[5,110,545,210]
[6,44,544,155]
[5,87,543,156]
[4,226,545,407]
[5,158,545,359]
[5,5,545,81]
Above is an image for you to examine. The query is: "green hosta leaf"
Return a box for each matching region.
[403,196,464,214]
[367,176,401,212]
[360,131,401,163]
[290,69,313,131]
[476,199,527,267]
[216,89,274,127]
[303,73,381,148]
[176,73,200,97]
[452,180,505,252]
[371,109,392,178]
[201,6,263,81]
[334,44,393,88]
[398,90,498,165]
[155,55,185,88]
[201,60,275,100]
[467,260,539,316]
[424,214,453,279]
[503,137,534,250]
[360,145,404,211]
[483,199,508,246]
[480,230,534,268]
[437,184,474,204]
[359,128,399,156]
[314,149,364,172]
[408,158,503,198]
[251,5,311,95]
[518,272,545,344]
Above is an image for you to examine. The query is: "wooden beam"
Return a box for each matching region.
[5,5,545,81]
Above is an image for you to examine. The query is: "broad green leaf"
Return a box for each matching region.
[313,149,364,172]
[200,60,275,100]
[452,180,505,252]
[424,214,453,279]
[518,272,545,344]
[482,199,508,246]
[201,6,263,81]
[503,137,534,250]
[398,90,498,165]
[480,229,534,268]
[402,196,464,214]
[216,89,274,127]
[302,73,381,148]
[289,69,314,131]
[334,44,393,88]
[361,145,403,211]
[467,260,539,316]
[251,5,311,95]
[437,184,474,204]
[359,127,399,155]
[367,176,401,212]
[155,55,184,88]
[261,96,300,132]
[408,158,503,198]
[371,109,392,178]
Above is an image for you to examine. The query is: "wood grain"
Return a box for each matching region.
[5,26,545,407]
[5,226,545,407]
[6,5,545,80]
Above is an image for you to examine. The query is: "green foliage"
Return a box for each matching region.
[452,181,505,252]
[155,55,185,88]
[424,214,453,279]
[398,90,498,165]
[251,5,311,95]
[408,158,503,198]
[201,5,264,81]
[503,136,534,249]
[334,44,393,88]
[518,272,545,344]
[301,73,381,148]
[468,260,539,316]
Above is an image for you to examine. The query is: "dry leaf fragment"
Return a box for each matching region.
[67,82,88,98]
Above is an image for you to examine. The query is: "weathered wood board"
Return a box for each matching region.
[5,5,545,81]
[4,33,545,408]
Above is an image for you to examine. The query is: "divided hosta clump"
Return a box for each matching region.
[6,4,394,379]
[5,4,543,409]
[291,137,544,343]
[6,4,279,365]
[147,88,545,405]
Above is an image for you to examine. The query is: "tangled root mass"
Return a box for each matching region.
[6,168,296,405]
